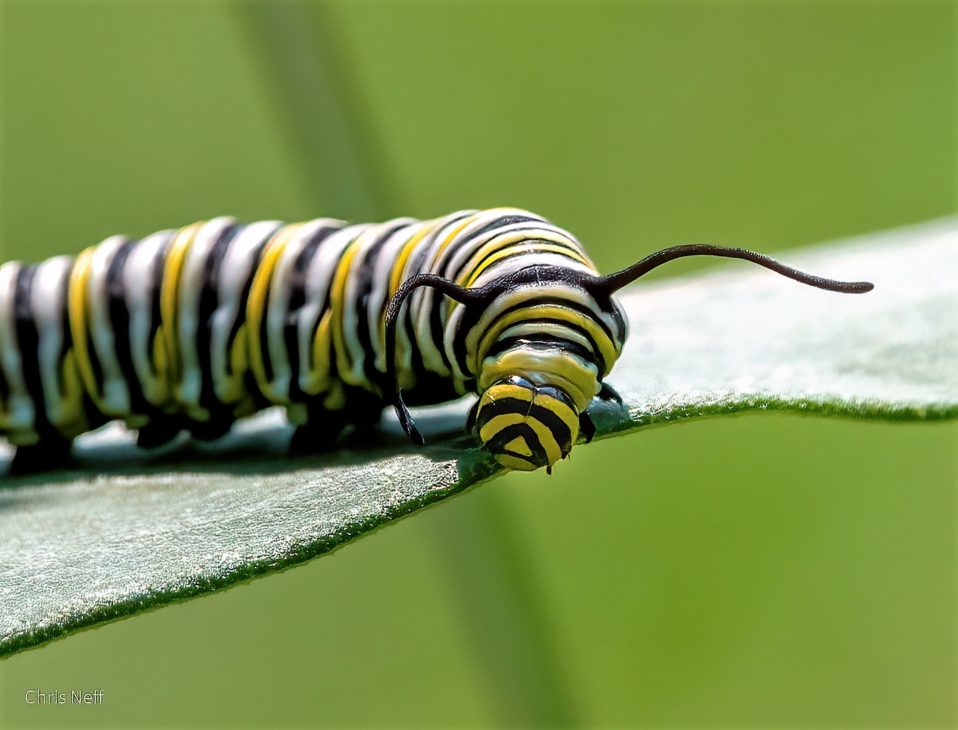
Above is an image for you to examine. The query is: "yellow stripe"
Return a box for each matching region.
[66,246,102,407]
[308,309,334,394]
[384,220,442,379]
[330,238,362,386]
[504,436,533,457]
[58,348,88,436]
[526,417,563,466]
[474,305,616,377]
[462,242,590,288]
[479,350,597,412]
[498,321,596,354]
[478,412,525,443]
[454,228,593,285]
[388,220,437,298]
[225,322,248,401]
[151,329,171,406]
[245,224,299,400]
[479,381,578,434]
[159,222,203,387]
[533,391,580,433]
[495,453,539,472]
[433,213,480,258]
[482,382,534,404]
[478,411,563,467]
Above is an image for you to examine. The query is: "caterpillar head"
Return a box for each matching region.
[473,375,580,472]
[384,242,873,473]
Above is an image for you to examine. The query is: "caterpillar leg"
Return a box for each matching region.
[465,398,480,435]
[136,416,184,450]
[290,394,383,455]
[9,436,74,475]
[289,415,350,456]
[187,413,235,442]
[597,382,623,405]
[578,412,597,444]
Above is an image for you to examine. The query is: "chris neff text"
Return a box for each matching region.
[25,689,104,705]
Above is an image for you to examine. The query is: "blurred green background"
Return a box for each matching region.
[1,1,955,727]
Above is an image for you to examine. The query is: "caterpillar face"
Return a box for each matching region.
[474,375,579,472]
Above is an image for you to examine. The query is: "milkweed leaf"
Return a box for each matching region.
[1,218,955,657]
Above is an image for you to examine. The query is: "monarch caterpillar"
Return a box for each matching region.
[0,208,873,475]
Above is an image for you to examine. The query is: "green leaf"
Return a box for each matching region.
[1,218,955,657]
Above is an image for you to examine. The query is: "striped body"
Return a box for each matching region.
[0,208,628,468]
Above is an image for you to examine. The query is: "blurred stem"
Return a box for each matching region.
[233,0,389,219]
[232,1,577,725]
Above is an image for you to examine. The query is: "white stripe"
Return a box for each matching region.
[210,220,281,403]
[368,220,422,372]
[295,224,366,395]
[87,235,129,415]
[435,208,551,276]
[0,261,34,435]
[341,218,416,386]
[444,222,584,284]
[407,211,478,376]
[266,219,343,399]
[498,321,597,355]
[468,251,596,290]
[176,217,234,414]
[31,256,74,427]
[445,276,613,380]
[124,230,174,407]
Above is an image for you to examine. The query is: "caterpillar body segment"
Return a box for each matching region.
[0,209,624,472]
[0,208,874,475]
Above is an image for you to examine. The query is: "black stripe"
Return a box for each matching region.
[147,235,172,373]
[257,248,276,384]
[476,395,532,426]
[495,450,538,467]
[195,224,238,417]
[456,236,583,286]
[55,262,74,399]
[13,265,58,439]
[425,218,540,373]
[477,397,573,453]
[0,347,8,404]
[454,298,613,378]
[403,213,471,378]
[77,264,107,397]
[394,369,461,407]
[485,333,595,363]
[485,422,548,466]
[106,240,150,417]
[448,232,579,286]
[438,215,543,279]
[284,224,341,403]
[305,229,361,382]
[477,264,626,348]
[224,229,275,378]
[353,222,409,388]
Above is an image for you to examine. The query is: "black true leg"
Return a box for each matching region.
[578,412,597,444]
[597,382,623,405]
[9,436,74,475]
[136,415,184,449]
[464,398,481,435]
[347,401,385,444]
[289,416,348,456]
[291,392,387,455]
[187,413,234,442]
